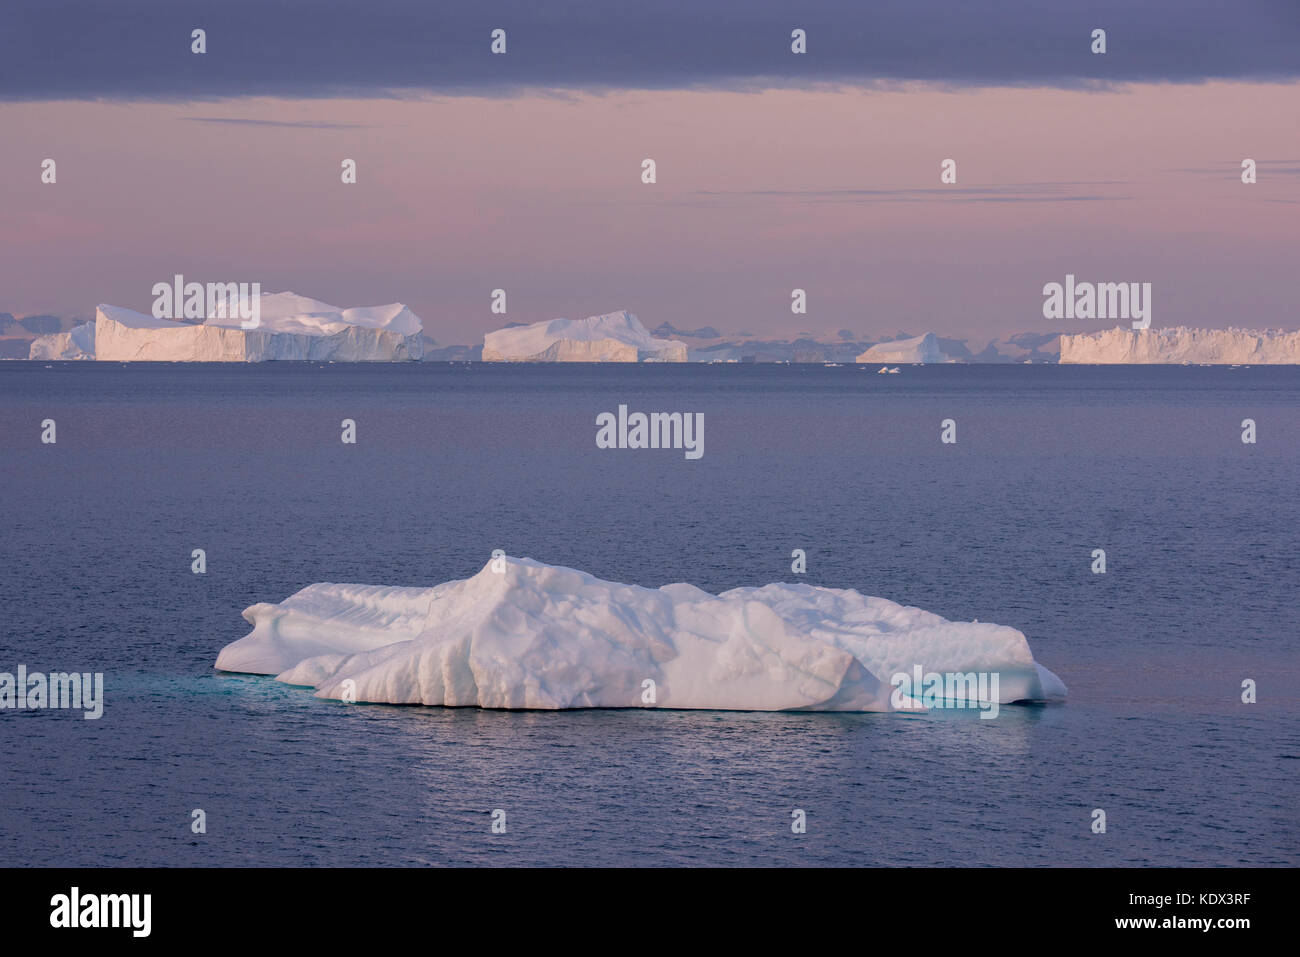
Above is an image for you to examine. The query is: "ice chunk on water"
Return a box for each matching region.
[215,557,1066,713]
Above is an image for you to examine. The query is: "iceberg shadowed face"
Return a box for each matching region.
[890,666,1001,719]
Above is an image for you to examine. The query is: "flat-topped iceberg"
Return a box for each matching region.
[93,292,423,361]
[483,311,686,362]
[1059,326,1300,364]
[215,557,1065,713]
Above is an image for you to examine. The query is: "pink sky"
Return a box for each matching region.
[3,82,1297,345]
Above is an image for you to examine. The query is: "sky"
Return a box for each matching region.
[2,1,1298,345]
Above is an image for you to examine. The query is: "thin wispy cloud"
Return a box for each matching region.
[1166,162,1300,176]
[688,183,1133,204]
[183,117,372,129]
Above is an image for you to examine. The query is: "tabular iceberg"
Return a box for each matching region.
[28,321,95,360]
[92,293,424,361]
[856,333,949,364]
[1059,326,1300,364]
[483,311,687,362]
[215,557,1065,713]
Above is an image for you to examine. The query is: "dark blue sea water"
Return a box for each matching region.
[1,363,1296,866]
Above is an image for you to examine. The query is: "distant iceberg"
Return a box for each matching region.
[28,320,95,360]
[215,557,1065,713]
[92,292,423,361]
[856,333,948,364]
[1059,326,1300,364]
[483,311,687,362]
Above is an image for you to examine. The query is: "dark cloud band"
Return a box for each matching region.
[3,0,1298,101]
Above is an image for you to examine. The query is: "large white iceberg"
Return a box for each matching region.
[856,333,948,364]
[215,557,1065,713]
[483,311,686,362]
[1059,326,1300,364]
[28,321,95,360]
[93,293,423,361]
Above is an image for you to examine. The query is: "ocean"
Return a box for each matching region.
[1,362,1296,866]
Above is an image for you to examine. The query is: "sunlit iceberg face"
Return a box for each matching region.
[482,311,687,362]
[215,557,1066,714]
[91,292,424,362]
